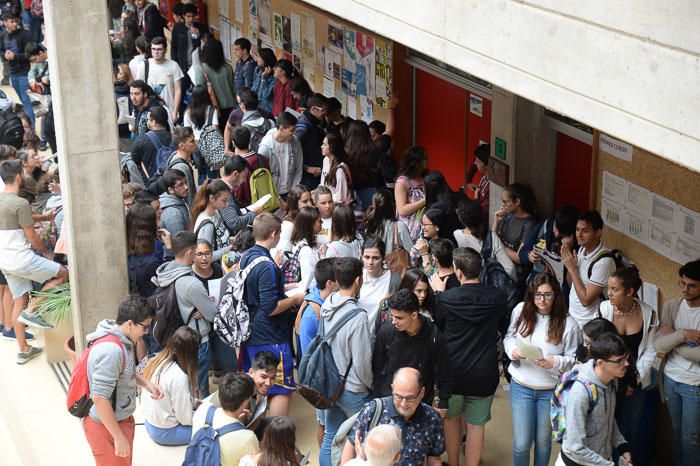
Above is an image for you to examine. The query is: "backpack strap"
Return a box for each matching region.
[587,248,612,279]
[294,300,321,334]
[88,335,128,411]
[481,231,494,260]
[144,58,150,83]
[203,405,246,437]
[206,106,215,126]
[321,308,363,340]
[368,398,384,429]
[145,131,163,150]
[194,219,216,248]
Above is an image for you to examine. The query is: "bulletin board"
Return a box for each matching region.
[204,0,394,123]
[593,130,700,309]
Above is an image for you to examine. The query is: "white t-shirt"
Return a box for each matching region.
[290,240,319,292]
[358,269,393,332]
[664,299,700,386]
[138,58,184,118]
[142,361,195,429]
[316,217,332,247]
[320,158,353,205]
[568,243,616,328]
[184,106,219,140]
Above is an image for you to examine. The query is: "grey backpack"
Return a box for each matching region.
[330,398,384,466]
[198,108,226,169]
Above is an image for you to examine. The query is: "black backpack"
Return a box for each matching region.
[0,106,24,149]
[243,118,274,153]
[146,153,187,196]
[151,275,196,346]
[480,231,519,310]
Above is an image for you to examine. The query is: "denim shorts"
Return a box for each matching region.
[4,254,61,298]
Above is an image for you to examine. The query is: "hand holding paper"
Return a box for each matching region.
[517,338,544,361]
[248,193,273,213]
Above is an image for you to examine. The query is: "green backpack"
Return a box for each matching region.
[249,167,280,212]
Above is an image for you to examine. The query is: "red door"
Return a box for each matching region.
[415,69,491,190]
[554,132,592,211]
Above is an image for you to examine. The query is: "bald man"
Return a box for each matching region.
[345,424,402,466]
[341,368,445,466]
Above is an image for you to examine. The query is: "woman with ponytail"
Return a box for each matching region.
[190,179,231,262]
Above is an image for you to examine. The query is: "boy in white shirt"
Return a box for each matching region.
[257,111,303,209]
[562,211,616,328]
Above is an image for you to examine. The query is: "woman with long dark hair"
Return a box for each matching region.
[190,180,231,262]
[504,273,580,466]
[273,184,312,257]
[128,35,150,80]
[364,188,412,257]
[344,120,381,210]
[395,146,428,241]
[239,416,300,466]
[271,59,298,117]
[410,208,451,276]
[374,267,436,332]
[252,47,277,114]
[324,205,363,259]
[320,132,353,206]
[290,76,313,111]
[142,326,201,446]
[199,37,235,128]
[184,84,219,182]
[285,206,321,292]
[127,202,170,297]
[424,170,466,231]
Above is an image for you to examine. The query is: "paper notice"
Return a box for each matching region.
[517,338,544,361]
[602,171,627,206]
[346,96,357,119]
[671,235,700,266]
[676,205,700,242]
[648,221,674,257]
[208,278,222,304]
[601,198,627,234]
[323,76,335,97]
[626,182,652,216]
[651,193,676,226]
[626,210,649,243]
[641,282,658,312]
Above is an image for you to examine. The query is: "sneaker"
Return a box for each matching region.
[18,311,54,329]
[17,346,43,365]
[3,328,34,341]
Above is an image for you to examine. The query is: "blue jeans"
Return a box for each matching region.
[664,374,700,466]
[319,390,372,466]
[615,385,659,466]
[144,421,192,446]
[193,150,220,184]
[509,380,553,466]
[210,332,237,373]
[198,340,212,398]
[11,75,35,126]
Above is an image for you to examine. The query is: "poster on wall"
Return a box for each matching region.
[235,0,243,23]
[360,97,373,123]
[469,94,483,117]
[273,13,283,49]
[302,14,316,64]
[291,13,302,57]
[341,68,356,96]
[258,0,273,45]
[343,29,357,72]
[355,31,375,100]
[328,21,344,53]
[249,0,258,28]
[218,0,228,19]
[324,48,341,81]
[282,16,292,53]
[374,39,392,108]
[220,16,231,61]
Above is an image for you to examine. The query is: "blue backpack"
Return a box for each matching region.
[182,405,244,466]
[145,131,175,176]
[297,308,363,410]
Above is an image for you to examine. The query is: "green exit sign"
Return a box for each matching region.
[495,137,507,160]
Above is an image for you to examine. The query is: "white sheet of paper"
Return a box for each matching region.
[208,278,222,304]
[246,395,268,428]
[602,171,627,206]
[248,193,272,211]
[651,193,676,226]
[641,282,658,312]
[346,96,357,119]
[517,338,544,361]
[626,182,652,216]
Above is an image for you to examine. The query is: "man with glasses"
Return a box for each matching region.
[655,259,700,466]
[558,332,632,466]
[83,294,163,465]
[295,93,328,190]
[136,36,183,123]
[151,231,218,397]
[342,367,445,466]
[431,246,507,466]
[159,169,191,252]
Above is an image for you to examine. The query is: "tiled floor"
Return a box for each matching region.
[0,329,566,466]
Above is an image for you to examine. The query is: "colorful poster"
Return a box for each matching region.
[258,0,272,44]
[282,16,292,53]
[374,39,393,108]
[341,68,356,96]
[360,97,373,123]
[249,0,259,30]
[325,49,341,81]
[356,32,375,99]
[343,29,357,73]
[302,14,316,64]
[328,21,344,53]
[273,13,283,49]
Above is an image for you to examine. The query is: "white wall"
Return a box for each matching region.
[303,0,700,173]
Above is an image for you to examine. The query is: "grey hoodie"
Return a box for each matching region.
[561,360,627,466]
[320,292,373,394]
[86,320,137,422]
[151,261,218,342]
[159,193,190,240]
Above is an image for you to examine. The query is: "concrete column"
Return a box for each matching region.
[44,1,128,353]
[489,87,516,223]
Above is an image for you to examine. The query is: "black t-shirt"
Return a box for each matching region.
[194,262,224,294]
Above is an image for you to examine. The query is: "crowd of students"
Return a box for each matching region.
[0,2,697,466]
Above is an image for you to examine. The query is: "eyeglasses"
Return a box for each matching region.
[195,251,212,258]
[678,280,698,291]
[135,321,151,330]
[392,391,421,404]
[421,222,434,227]
[151,47,165,52]
[604,355,628,365]
[173,182,188,189]
[534,292,555,300]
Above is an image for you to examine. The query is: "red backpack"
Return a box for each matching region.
[66,335,127,418]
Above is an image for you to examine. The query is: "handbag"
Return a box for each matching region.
[202,70,220,110]
[385,222,409,276]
